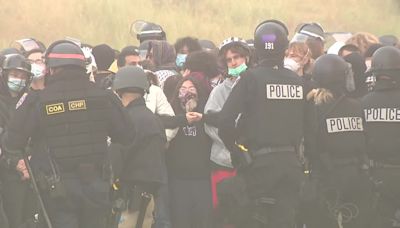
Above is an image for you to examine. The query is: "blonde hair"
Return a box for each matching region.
[307,88,334,105]
[346,32,380,56]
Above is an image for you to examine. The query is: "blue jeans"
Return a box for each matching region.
[153,183,171,228]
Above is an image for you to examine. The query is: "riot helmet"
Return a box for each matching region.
[44,40,86,69]
[131,20,166,43]
[313,54,354,93]
[369,46,400,77]
[1,54,32,95]
[113,66,149,94]
[12,38,46,57]
[2,54,32,75]
[254,20,289,61]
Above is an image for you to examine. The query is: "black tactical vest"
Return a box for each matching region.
[38,73,112,169]
[362,80,400,163]
[242,66,305,149]
[316,97,366,159]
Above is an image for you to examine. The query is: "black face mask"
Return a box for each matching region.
[343,52,367,90]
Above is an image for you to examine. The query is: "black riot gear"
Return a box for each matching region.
[362,47,400,227]
[218,20,305,225]
[254,19,289,61]
[369,46,400,77]
[44,40,86,69]
[2,54,32,75]
[2,45,133,228]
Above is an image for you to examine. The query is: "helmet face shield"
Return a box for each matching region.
[12,38,46,56]
[130,20,165,42]
[290,33,309,44]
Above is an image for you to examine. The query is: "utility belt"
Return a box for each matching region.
[329,157,359,167]
[369,160,400,169]
[234,144,296,169]
[253,146,296,156]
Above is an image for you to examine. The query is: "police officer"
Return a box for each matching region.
[135,21,166,44]
[218,20,305,228]
[361,46,400,227]
[0,53,34,228]
[305,54,371,228]
[112,66,167,228]
[1,40,133,228]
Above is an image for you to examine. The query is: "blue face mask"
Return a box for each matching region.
[228,63,247,77]
[8,78,26,93]
[176,54,187,68]
[31,63,46,79]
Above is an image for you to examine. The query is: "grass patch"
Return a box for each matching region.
[1,0,399,49]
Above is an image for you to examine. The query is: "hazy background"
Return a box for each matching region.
[1,0,399,49]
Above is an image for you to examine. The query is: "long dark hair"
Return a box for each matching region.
[170,75,209,114]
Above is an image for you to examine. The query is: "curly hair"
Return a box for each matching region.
[345,32,380,57]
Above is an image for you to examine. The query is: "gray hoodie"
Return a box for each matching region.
[204,78,237,168]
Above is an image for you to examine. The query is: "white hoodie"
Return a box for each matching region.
[144,85,178,141]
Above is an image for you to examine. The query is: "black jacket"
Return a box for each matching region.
[120,97,167,187]
[0,94,19,181]
[219,63,305,153]
[362,80,400,164]
[160,114,211,180]
[305,94,367,171]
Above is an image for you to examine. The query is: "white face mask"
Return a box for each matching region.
[284,58,301,72]
[31,63,46,79]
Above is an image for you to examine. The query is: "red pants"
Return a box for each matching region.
[211,169,237,208]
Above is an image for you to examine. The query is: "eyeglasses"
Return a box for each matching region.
[179,86,197,94]
[28,59,44,64]
[225,54,243,64]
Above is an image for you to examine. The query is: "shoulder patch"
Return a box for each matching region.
[46,103,65,115]
[68,100,87,111]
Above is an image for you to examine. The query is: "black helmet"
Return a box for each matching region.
[131,20,166,43]
[2,54,32,75]
[113,66,149,92]
[219,37,250,56]
[0,48,21,56]
[297,23,325,41]
[379,35,398,47]
[44,40,86,69]
[313,54,350,92]
[254,19,289,61]
[370,46,400,75]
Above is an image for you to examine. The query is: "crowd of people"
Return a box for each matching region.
[0,19,399,228]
